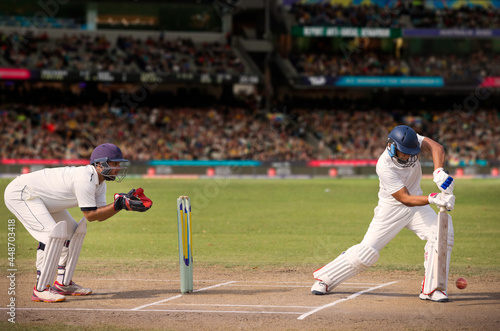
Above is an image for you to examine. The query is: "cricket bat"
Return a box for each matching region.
[435,196,448,291]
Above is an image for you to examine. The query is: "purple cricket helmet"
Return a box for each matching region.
[90,143,129,182]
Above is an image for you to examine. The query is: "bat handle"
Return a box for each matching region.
[440,190,448,212]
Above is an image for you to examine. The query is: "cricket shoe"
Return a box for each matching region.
[53,280,93,296]
[419,290,449,302]
[311,280,328,295]
[32,286,66,302]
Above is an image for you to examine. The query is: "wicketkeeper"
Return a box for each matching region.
[311,125,456,302]
[4,143,152,302]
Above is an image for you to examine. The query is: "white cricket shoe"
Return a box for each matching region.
[32,286,66,302]
[53,280,93,296]
[420,290,449,302]
[311,280,328,295]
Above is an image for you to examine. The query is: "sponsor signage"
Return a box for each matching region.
[480,77,500,87]
[0,68,30,80]
[308,160,378,167]
[0,159,88,165]
[336,76,444,87]
[292,26,402,38]
[403,28,500,38]
[294,76,444,87]
[292,26,500,39]
[0,69,260,85]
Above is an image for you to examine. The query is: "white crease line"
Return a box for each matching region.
[143,309,301,315]
[99,279,182,282]
[97,279,383,286]
[193,281,236,293]
[229,284,377,288]
[131,281,236,311]
[0,307,300,315]
[162,303,318,309]
[297,281,399,320]
[131,294,182,310]
[98,278,378,292]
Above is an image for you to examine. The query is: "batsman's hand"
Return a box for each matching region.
[114,188,152,212]
[428,192,455,211]
[433,167,454,194]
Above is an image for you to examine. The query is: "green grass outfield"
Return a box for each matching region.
[1,177,499,277]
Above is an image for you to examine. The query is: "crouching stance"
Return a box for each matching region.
[4,143,152,302]
[311,126,455,302]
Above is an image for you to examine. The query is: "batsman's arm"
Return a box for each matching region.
[420,137,445,171]
[392,187,431,207]
[82,204,119,222]
[393,187,455,210]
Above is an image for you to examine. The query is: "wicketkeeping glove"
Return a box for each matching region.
[433,167,454,194]
[428,192,455,211]
[131,187,152,209]
[114,188,152,212]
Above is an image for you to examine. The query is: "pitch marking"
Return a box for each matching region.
[3,307,300,315]
[297,281,398,320]
[131,281,236,310]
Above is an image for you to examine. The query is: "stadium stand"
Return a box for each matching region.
[0,0,499,169]
[289,51,497,81]
[289,2,500,28]
[0,31,247,74]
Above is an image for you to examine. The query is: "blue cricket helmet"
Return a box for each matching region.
[387,125,420,168]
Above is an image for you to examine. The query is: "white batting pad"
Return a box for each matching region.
[36,221,67,291]
[423,215,454,295]
[313,244,379,291]
[61,218,87,285]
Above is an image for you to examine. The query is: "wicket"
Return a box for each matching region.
[176,196,193,293]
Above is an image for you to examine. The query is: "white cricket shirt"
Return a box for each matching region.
[376,134,425,205]
[17,165,107,213]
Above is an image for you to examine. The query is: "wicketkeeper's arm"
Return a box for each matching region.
[83,188,153,222]
[82,203,119,222]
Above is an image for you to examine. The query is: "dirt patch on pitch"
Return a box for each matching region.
[3,266,500,330]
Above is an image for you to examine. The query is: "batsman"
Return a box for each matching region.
[4,143,152,302]
[311,125,455,302]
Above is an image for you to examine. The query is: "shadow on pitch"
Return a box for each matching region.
[72,289,179,300]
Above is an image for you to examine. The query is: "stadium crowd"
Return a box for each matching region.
[0,32,246,75]
[0,103,314,162]
[289,51,496,81]
[1,101,498,166]
[290,2,500,28]
[291,108,500,166]
[2,29,496,83]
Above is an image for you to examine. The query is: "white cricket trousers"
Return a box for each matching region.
[4,179,79,270]
[361,202,451,251]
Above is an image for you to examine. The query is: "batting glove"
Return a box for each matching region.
[114,189,148,212]
[433,167,455,194]
[428,192,455,211]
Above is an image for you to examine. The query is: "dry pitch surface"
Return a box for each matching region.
[2,266,500,330]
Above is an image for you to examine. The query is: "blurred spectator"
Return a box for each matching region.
[0,32,247,75]
[291,108,500,165]
[1,102,498,164]
[289,51,498,82]
[0,104,314,162]
[290,3,500,29]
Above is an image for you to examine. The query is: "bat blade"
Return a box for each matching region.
[436,207,448,291]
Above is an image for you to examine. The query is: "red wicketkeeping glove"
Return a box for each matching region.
[132,188,153,210]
